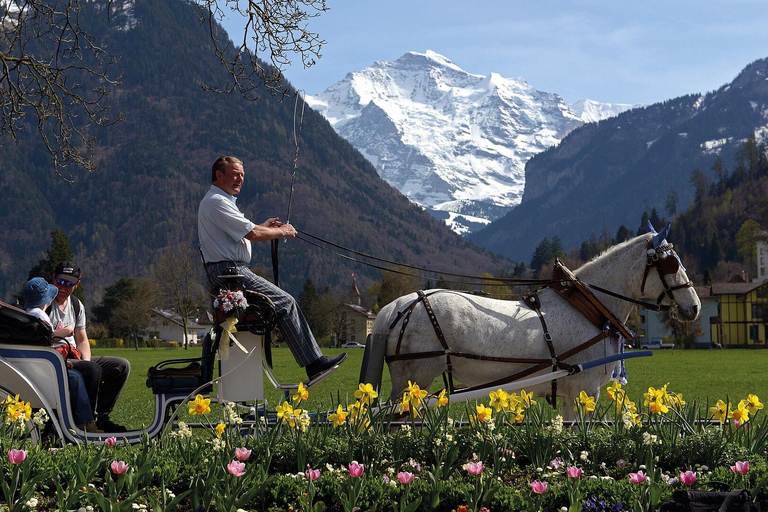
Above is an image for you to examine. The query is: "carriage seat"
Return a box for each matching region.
[0,301,53,347]
[145,331,216,394]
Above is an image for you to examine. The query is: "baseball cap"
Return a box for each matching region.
[54,261,81,283]
[22,277,59,309]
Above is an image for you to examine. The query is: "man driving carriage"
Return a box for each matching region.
[198,156,347,380]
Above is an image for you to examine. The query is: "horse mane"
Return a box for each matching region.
[576,232,654,274]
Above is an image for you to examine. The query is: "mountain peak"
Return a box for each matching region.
[308,52,635,234]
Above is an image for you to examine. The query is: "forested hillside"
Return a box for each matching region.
[470,57,768,263]
[521,134,768,283]
[0,0,508,306]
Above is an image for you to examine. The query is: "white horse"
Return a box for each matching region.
[367,226,700,420]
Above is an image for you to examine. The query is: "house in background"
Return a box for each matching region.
[148,309,204,346]
[710,275,768,348]
[639,285,718,348]
[338,273,376,345]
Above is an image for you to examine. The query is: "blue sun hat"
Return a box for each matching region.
[22,277,59,309]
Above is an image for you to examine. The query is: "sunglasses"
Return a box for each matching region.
[55,278,78,287]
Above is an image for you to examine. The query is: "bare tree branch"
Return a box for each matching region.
[0,0,123,178]
[196,0,327,100]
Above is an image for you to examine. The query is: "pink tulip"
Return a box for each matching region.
[531,480,548,494]
[397,471,415,484]
[348,462,364,478]
[235,447,252,461]
[680,471,697,486]
[105,437,117,448]
[465,461,484,475]
[630,470,647,484]
[110,460,129,474]
[7,449,27,465]
[567,466,583,478]
[731,461,750,475]
[305,468,321,481]
[227,460,246,477]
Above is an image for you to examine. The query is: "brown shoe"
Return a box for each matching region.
[77,421,104,433]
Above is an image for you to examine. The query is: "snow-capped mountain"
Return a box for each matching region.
[308,51,635,234]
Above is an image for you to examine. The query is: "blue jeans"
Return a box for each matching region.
[67,369,93,425]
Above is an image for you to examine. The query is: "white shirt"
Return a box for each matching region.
[198,185,256,264]
[47,297,85,348]
[26,307,52,326]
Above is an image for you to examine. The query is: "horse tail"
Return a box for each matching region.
[358,300,400,395]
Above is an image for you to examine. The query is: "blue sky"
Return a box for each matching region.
[221,1,768,106]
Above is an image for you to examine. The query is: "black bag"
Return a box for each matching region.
[660,481,760,512]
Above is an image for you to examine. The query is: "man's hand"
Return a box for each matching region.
[261,217,283,228]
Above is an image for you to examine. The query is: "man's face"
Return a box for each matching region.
[215,162,245,196]
[53,275,79,301]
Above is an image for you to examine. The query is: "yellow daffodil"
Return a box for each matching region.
[328,404,348,427]
[276,401,294,424]
[507,392,521,413]
[398,393,411,415]
[354,383,378,406]
[643,386,665,407]
[709,399,733,424]
[292,382,309,404]
[606,381,623,400]
[476,403,493,423]
[406,381,427,407]
[434,389,449,408]
[733,401,750,424]
[489,389,510,412]
[519,390,536,410]
[574,390,596,413]
[649,397,669,415]
[215,422,226,437]
[188,394,211,416]
[744,394,763,416]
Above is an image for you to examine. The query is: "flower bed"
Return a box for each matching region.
[1,383,766,511]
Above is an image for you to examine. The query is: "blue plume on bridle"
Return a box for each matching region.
[646,220,671,248]
[646,221,685,271]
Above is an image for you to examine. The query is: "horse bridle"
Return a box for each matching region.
[639,241,693,314]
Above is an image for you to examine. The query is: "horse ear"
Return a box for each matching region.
[652,223,671,248]
[646,220,657,234]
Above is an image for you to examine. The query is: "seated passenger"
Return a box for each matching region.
[22,277,102,433]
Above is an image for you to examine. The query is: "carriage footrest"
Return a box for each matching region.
[265,362,340,392]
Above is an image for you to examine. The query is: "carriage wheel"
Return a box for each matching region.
[0,385,41,446]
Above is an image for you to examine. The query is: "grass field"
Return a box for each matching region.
[101,346,768,429]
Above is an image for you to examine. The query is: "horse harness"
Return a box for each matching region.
[384,250,686,407]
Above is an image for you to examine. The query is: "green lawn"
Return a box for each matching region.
[100,346,767,429]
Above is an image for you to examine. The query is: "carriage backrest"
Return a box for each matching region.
[0,301,53,347]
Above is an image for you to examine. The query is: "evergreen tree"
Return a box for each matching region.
[94,278,140,330]
[529,238,552,278]
[711,156,728,195]
[690,168,709,203]
[665,189,678,218]
[615,225,632,244]
[21,228,84,304]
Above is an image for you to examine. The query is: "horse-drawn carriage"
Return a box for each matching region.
[0,272,337,445]
[1,224,700,442]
